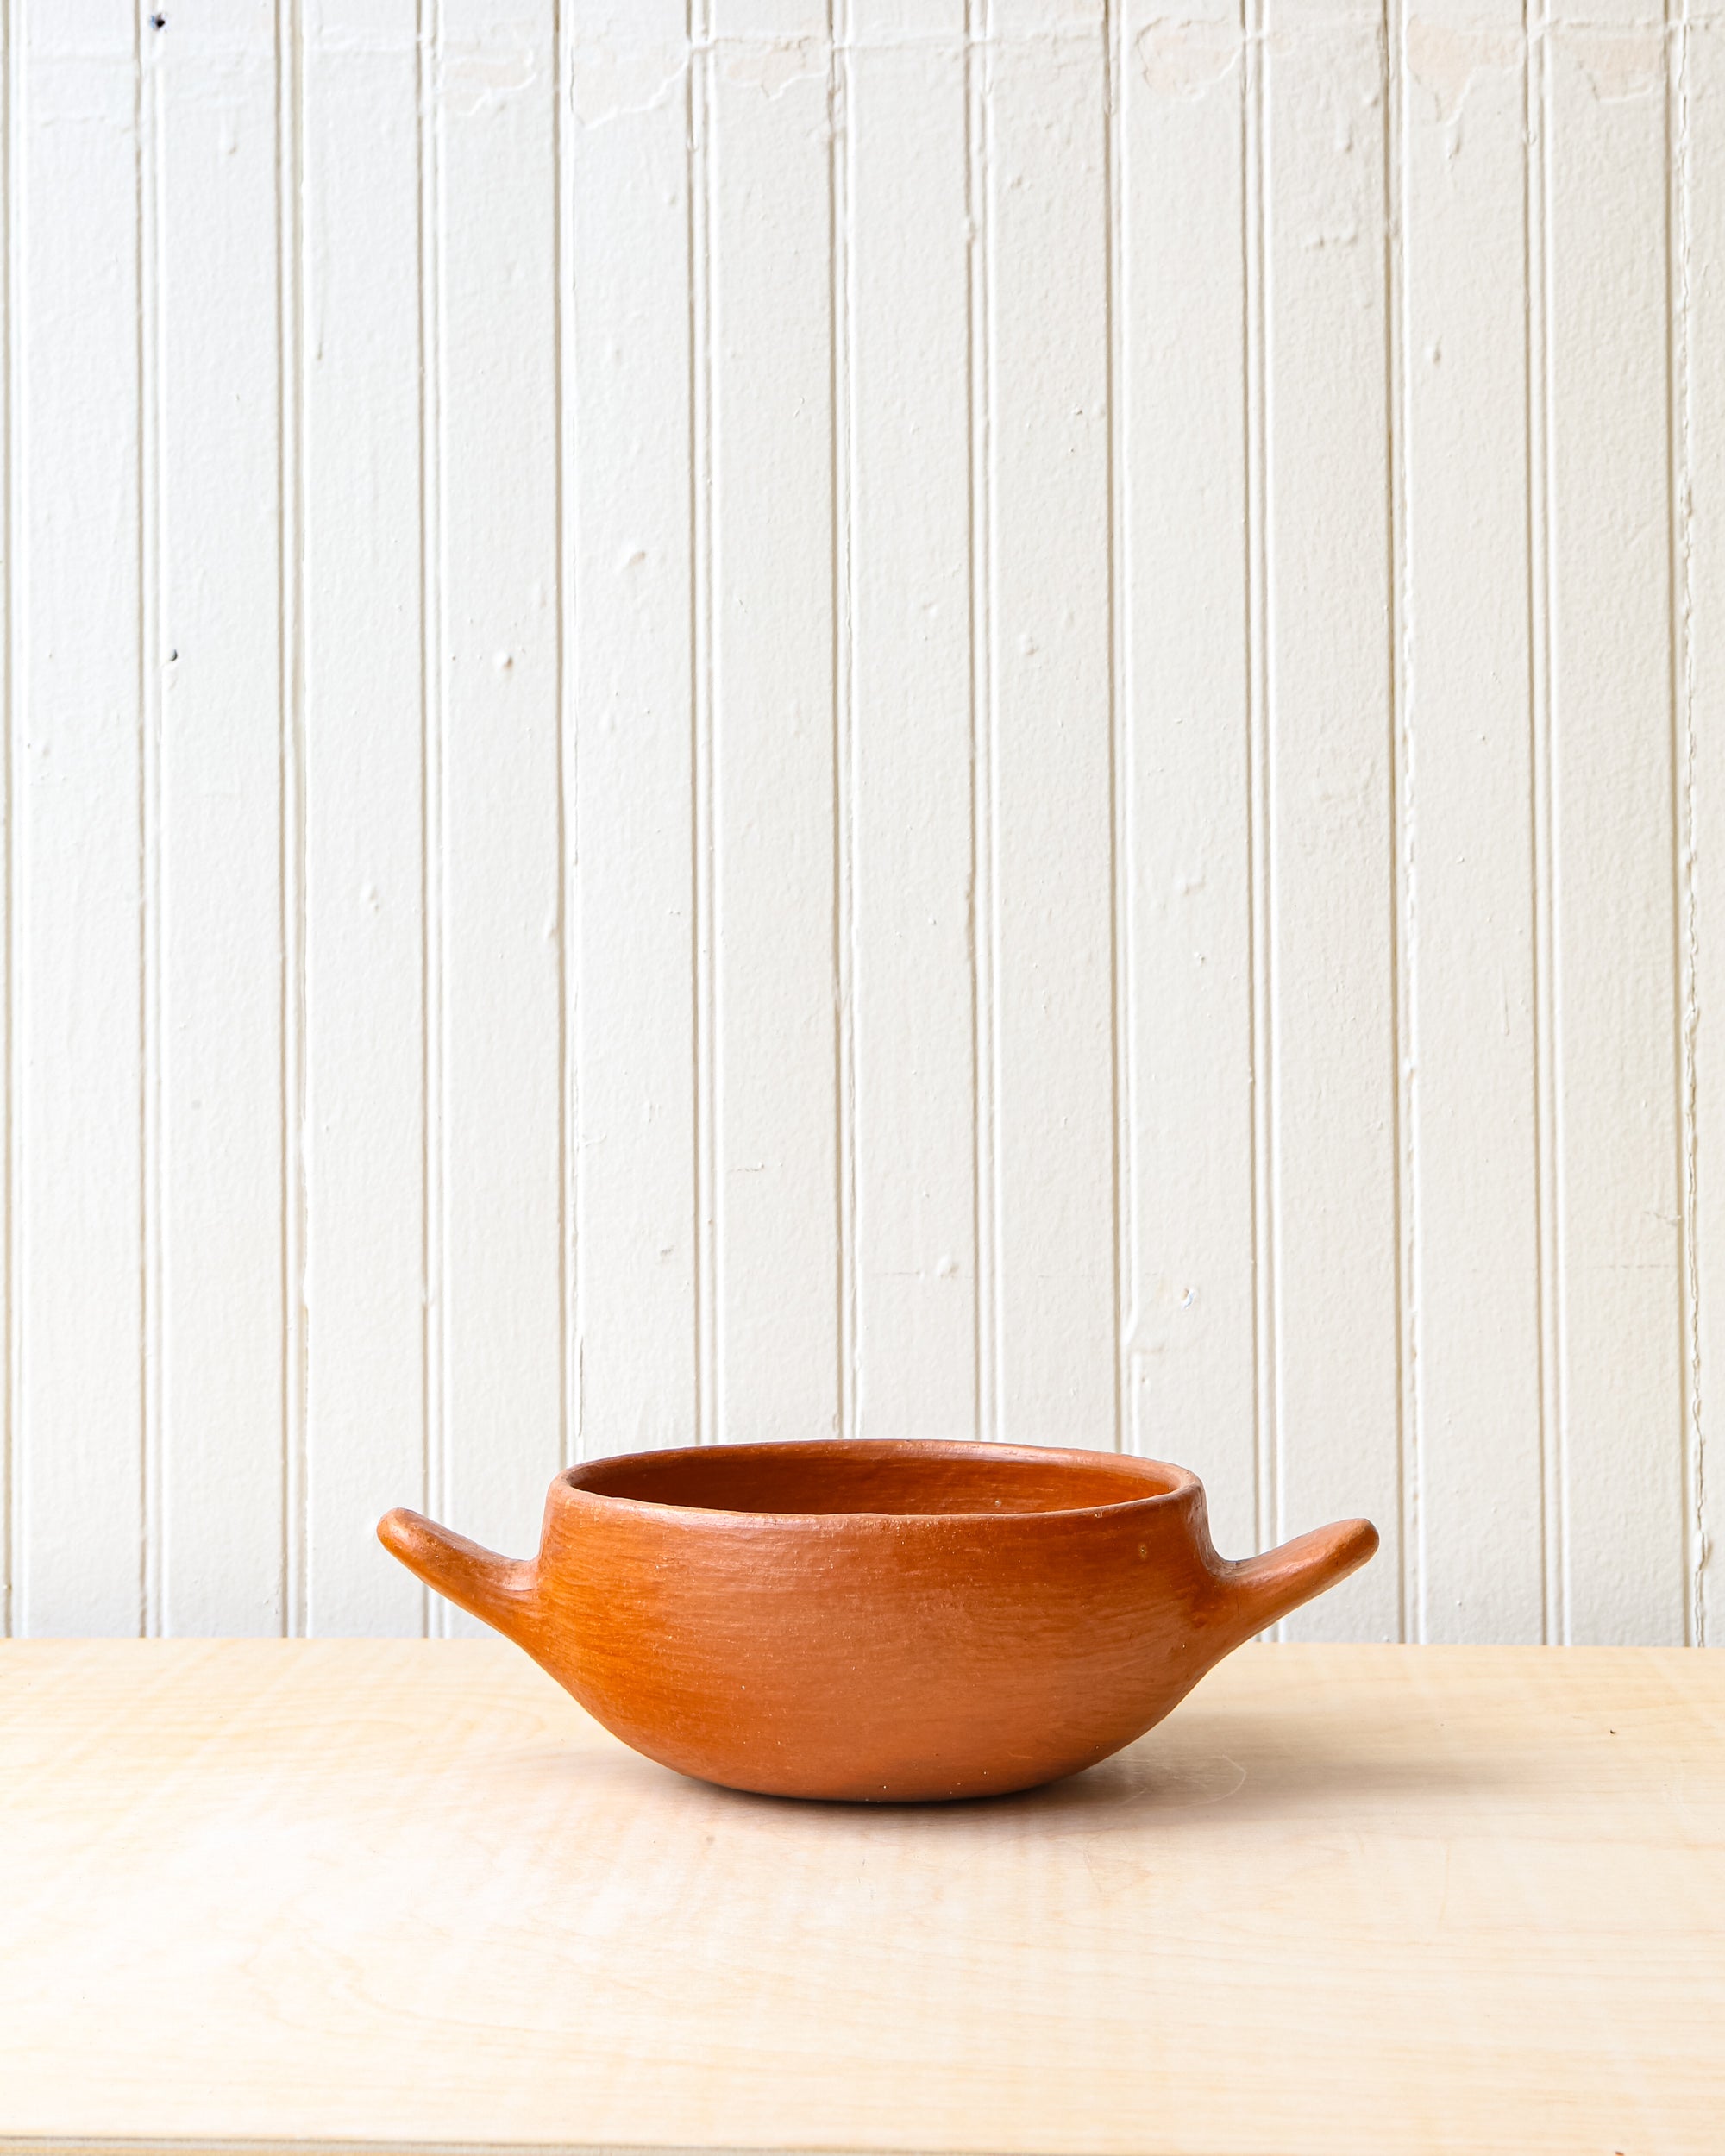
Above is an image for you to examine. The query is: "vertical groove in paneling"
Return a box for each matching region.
[1244,0,1274,1564]
[279,0,308,1637]
[138,8,164,1639]
[690,0,717,1446]
[831,2,858,1445]
[1682,0,1708,1647]
[1686,1,1709,1647]
[0,0,12,1637]
[1684,0,1723,1651]
[1387,0,1413,1642]
[1527,0,1559,1644]
[967,0,995,1443]
[555,0,574,1476]
[417,0,443,1633]
[1111,0,1132,1468]
[1104,0,1125,1457]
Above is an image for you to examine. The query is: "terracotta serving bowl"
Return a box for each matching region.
[380,1439,1377,1802]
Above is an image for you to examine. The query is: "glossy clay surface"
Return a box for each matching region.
[380,1439,1377,1800]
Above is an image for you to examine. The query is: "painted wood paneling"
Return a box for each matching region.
[568,0,699,1458]
[0,4,1716,1645]
[708,1,841,1444]
[847,3,977,1443]
[432,0,565,1626]
[1687,9,1725,1652]
[155,0,288,1636]
[1118,0,1257,1559]
[1261,0,1402,1640]
[302,0,426,1636]
[1400,0,1543,1642]
[11,3,148,1635]
[1544,0,1684,1643]
[987,3,1119,1449]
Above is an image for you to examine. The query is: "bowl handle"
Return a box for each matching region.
[1220,1516,1379,1636]
[377,1507,537,1640]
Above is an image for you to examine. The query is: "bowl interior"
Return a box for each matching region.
[566,1443,1175,1518]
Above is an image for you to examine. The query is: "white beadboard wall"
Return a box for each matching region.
[0,0,1719,1645]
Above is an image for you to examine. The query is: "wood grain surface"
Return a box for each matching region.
[1,1639,1719,2155]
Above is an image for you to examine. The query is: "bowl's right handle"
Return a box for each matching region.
[1220,1517,1380,1636]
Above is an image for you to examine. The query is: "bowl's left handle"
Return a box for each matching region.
[378,1507,536,1641]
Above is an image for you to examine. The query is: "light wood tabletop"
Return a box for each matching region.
[2,1639,1720,2156]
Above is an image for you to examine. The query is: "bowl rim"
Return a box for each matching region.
[556,1436,1200,1526]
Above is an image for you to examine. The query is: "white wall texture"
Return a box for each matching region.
[1,0,1720,1645]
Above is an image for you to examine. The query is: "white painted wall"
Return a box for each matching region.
[2,0,1718,1645]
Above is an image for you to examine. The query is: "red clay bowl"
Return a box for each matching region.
[380,1438,1377,1802]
